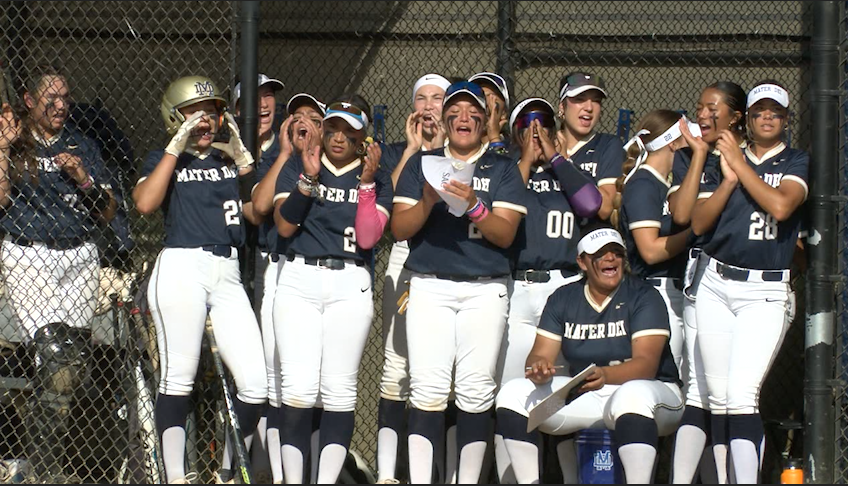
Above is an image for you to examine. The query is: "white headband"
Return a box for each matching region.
[412,74,451,105]
[622,118,702,185]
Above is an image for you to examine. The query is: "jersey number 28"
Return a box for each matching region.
[749,211,777,241]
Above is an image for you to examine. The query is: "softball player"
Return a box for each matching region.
[613,110,701,383]
[555,72,625,221]
[133,75,267,484]
[692,81,807,484]
[251,91,325,484]
[493,97,602,483]
[667,81,747,484]
[378,73,450,484]
[495,224,683,484]
[215,73,285,483]
[273,94,392,484]
[469,72,510,153]
[0,65,117,483]
[392,81,527,484]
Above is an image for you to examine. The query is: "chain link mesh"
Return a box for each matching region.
[0,1,833,483]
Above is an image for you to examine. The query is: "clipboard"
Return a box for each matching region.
[526,363,597,433]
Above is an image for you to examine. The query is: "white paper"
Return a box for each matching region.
[526,363,597,433]
[421,155,476,217]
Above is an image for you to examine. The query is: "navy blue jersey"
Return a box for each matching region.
[569,133,625,188]
[537,275,679,384]
[140,150,245,248]
[669,149,722,249]
[379,141,407,177]
[619,166,687,279]
[513,164,581,272]
[704,144,808,270]
[1,127,110,245]
[275,154,393,262]
[395,147,528,278]
[254,135,284,254]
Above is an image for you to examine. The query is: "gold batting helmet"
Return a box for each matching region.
[160,75,227,135]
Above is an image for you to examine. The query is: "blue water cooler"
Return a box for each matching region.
[575,429,624,484]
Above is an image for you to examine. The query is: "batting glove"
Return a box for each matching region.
[212,112,254,169]
[165,111,205,158]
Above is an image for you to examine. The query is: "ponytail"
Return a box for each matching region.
[610,138,645,230]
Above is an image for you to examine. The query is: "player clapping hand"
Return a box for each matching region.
[360,141,381,184]
[0,103,20,151]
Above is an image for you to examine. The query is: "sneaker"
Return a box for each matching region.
[214,471,235,484]
[376,479,401,484]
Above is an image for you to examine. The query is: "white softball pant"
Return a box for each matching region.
[1,238,99,341]
[380,241,412,401]
[496,377,684,437]
[406,274,508,414]
[649,277,686,383]
[273,256,373,412]
[683,250,710,409]
[497,272,582,387]
[260,254,283,407]
[695,257,794,415]
[148,247,267,404]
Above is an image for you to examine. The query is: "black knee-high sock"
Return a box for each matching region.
[315,411,355,483]
[280,404,312,462]
[379,397,407,438]
[728,414,764,483]
[455,409,492,483]
[711,414,730,482]
[615,414,659,484]
[408,407,445,483]
[156,394,191,482]
[672,405,713,483]
[233,398,264,437]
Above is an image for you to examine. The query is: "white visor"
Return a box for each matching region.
[577,228,626,256]
[412,74,451,105]
[747,83,790,110]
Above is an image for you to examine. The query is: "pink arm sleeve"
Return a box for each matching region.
[355,187,388,250]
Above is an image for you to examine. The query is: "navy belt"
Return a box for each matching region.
[4,233,85,250]
[202,245,236,258]
[714,261,787,283]
[269,253,281,263]
[689,247,703,259]
[287,254,365,270]
[647,277,684,291]
[512,268,579,283]
[431,273,506,282]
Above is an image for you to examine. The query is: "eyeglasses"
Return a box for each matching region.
[514,111,556,131]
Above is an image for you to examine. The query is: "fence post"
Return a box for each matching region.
[805,1,840,483]
[239,1,260,158]
[496,1,516,99]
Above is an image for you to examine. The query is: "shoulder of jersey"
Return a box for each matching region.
[63,126,99,151]
[479,150,515,169]
[594,132,622,148]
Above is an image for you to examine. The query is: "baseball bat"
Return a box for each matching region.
[205,324,254,484]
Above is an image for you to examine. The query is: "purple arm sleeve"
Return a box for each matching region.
[551,154,603,218]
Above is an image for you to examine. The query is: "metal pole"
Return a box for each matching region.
[238,1,260,305]
[805,2,839,483]
[239,1,260,159]
[495,1,516,101]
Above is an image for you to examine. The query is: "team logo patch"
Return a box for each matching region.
[194,81,215,97]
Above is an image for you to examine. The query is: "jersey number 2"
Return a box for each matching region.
[223,200,241,226]
[749,211,777,241]
[344,227,357,253]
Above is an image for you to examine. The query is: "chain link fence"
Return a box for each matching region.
[0,1,836,483]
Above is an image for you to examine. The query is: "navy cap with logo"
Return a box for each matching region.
[559,72,608,102]
[443,81,487,112]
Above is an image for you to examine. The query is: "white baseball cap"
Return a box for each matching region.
[746,83,789,110]
[232,73,284,107]
[286,93,326,116]
[412,74,451,105]
[469,72,510,109]
[576,227,626,256]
